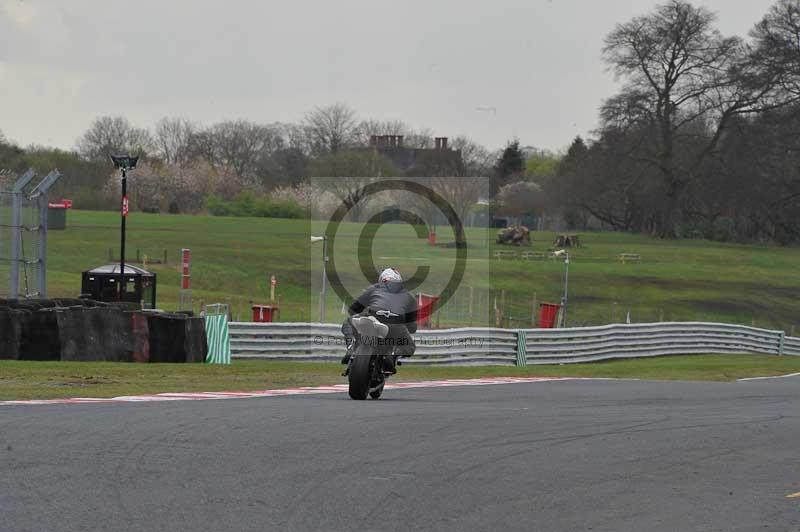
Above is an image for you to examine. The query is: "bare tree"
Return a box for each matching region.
[77,116,153,162]
[750,0,800,99]
[431,176,485,226]
[404,128,435,149]
[309,150,399,221]
[602,0,786,237]
[303,103,358,156]
[153,117,196,165]
[187,120,284,188]
[450,136,493,177]
[354,119,410,146]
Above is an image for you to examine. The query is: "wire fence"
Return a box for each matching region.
[0,189,43,298]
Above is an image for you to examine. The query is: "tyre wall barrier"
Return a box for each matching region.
[184,316,209,363]
[131,312,150,363]
[19,309,61,361]
[0,308,24,360]
[146,314,206,363]
[0,300,205,363]
[57,307,142,362]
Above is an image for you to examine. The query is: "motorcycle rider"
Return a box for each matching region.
[341,268,418,373]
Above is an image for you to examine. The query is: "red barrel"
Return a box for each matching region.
[252,304,279,323]
[538,302,561,328]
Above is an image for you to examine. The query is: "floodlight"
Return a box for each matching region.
[110,155,139,170]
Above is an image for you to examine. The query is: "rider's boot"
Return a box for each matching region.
[382,354,397,375]
[341,338,354,365]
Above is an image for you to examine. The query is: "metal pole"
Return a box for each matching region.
[10,191,21,298]
[38,194,48,297]
[119,168,127,300]
[561,252,570,327]
[9,169,35,298]
[319,236,328,323]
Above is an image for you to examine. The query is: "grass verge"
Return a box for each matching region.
[2,355,799,401]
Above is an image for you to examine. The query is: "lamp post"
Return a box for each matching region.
[554,249,570,327]
[111,155,138,300]
[310,236,328,322]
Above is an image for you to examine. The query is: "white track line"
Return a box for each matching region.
[0,377,576,407]
[737,372,800,382]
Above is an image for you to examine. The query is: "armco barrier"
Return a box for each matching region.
[229,322,518,365]
[520,322,790,364]
[229,321,800,366]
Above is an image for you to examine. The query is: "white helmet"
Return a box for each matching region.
[378,268,402,284]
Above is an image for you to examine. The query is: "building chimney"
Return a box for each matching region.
[441,137,448,150]
[435,137,442,149]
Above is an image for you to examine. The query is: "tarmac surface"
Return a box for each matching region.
[2,377,799,532]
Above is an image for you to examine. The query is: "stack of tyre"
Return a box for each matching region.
[0,299,206,363]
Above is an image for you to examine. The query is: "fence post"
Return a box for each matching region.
[778,331,785,356]
[515,330,527,367]
[468,286,474,326]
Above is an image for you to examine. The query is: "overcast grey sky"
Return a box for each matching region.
[0,0,777,153]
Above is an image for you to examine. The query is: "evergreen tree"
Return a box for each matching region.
[492,139,526,197]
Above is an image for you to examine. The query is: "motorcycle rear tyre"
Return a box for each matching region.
[348,345,371,400]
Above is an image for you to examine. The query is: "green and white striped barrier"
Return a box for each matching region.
[516,330,527,367]
[205,314,231,364]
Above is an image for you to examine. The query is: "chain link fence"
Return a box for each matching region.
[0,169,61,299]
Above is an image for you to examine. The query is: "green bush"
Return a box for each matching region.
[712,216,736,243]
[205,194,230,216]
[205,192,304,219]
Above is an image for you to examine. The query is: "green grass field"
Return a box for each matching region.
[34,210,800,332]
[1,355,799,400]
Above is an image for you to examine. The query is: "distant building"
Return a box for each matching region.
[365,135,465,177]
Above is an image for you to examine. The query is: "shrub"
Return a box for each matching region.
[205,194,230,216]
[205,192,304,219]
[712,216,736,243]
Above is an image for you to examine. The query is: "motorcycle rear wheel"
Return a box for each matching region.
[348,345,371,400]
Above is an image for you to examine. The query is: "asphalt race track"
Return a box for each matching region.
[2,378,799,532]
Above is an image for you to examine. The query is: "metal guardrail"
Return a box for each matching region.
[229,321,800,365]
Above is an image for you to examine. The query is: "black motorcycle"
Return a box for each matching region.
[344,310,401,400]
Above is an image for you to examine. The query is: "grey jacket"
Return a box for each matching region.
[348,281,418,333]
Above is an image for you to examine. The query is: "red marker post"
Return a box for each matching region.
[181,249,191,290]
